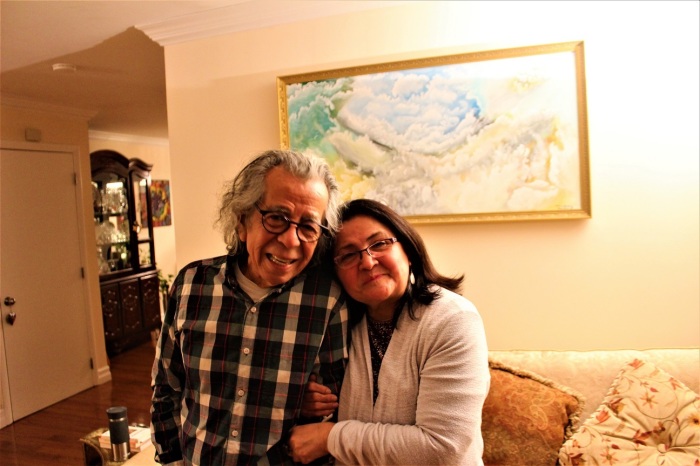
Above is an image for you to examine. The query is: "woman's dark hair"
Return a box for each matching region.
[332,199,464,328]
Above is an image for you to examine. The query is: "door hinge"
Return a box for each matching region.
[81,267,85,278]
[90,358,94,369]
[73,172,78,185]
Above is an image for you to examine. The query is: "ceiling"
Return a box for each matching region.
[0,1,399,140]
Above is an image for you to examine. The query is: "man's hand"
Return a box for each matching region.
[300,374,338,418]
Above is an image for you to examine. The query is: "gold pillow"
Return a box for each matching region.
[482,359,584,466]
[559,358,700,465]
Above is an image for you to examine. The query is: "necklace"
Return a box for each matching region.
[366,316,394,403]
[367,317,393,360]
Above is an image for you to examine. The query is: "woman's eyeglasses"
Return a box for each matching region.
[256,205,328,243]
[333,237,398,269]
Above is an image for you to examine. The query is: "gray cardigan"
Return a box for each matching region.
[328,287,490,465]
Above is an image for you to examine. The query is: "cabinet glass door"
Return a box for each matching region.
[93,178,132,274]
[131,173,155,269]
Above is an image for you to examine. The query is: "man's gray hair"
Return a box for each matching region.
[216,149,341,255]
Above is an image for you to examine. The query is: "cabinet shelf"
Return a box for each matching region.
[95,210,128,217]
[97,241,129,246]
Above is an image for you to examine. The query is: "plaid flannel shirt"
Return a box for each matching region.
[151,254,348,466]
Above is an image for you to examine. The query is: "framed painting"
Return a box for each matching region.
[277,41,590,224]
[150,179,172,227]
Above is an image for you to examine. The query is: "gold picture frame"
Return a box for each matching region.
[277,41,590,224]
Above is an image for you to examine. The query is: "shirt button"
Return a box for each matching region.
[250,306,257,313]
[231,430,239,438]
[243,347,250,355]
[237,389,245,397]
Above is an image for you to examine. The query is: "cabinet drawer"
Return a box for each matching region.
[140,274,161,329]
[100,283,121,340]
[120,279,143,332]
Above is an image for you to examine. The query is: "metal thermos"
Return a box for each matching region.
[106,406,131,461]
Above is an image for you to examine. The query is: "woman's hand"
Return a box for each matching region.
[300,374,338,418]
[288,422,335,464]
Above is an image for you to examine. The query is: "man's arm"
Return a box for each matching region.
[150,285,185,464]
[314,296,348,409]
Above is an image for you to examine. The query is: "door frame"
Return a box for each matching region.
[0,140,106,427]
[0,329,10,428]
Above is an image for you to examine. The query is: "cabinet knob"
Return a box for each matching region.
[4,296,15,306]
[5,312,16,325]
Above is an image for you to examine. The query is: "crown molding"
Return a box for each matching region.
[1,94,96,119]
[136,1,403,46]
[89,130,170,147]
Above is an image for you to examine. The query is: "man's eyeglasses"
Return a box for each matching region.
[333,237,398,269]
[255,205,329,243]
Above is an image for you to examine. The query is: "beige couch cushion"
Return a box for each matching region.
[559,358,700,465]
[488,348,700,425]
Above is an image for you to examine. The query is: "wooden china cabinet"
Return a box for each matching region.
[90,150,160,356]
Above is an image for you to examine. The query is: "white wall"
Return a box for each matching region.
[162,1,699,350]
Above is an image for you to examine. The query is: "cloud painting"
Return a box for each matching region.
[280,42,590,222]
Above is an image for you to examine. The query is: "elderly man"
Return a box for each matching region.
[151,150,347,465]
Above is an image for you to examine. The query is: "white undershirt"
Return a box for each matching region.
[234,262,271,302]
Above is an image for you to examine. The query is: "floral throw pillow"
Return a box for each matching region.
[559,358,700,466]
[482,360,584,466]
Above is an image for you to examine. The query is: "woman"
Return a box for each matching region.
[288,199,490,465]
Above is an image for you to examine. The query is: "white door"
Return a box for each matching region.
[0,145,93,423]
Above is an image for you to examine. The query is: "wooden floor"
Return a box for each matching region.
[0,342,156,466]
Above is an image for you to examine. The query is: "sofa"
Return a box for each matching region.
[483,348,700,465]
[125,348,699,466]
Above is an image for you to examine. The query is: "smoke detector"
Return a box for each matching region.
[52,63,77,72]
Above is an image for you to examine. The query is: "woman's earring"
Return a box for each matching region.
[409,271,415,285]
